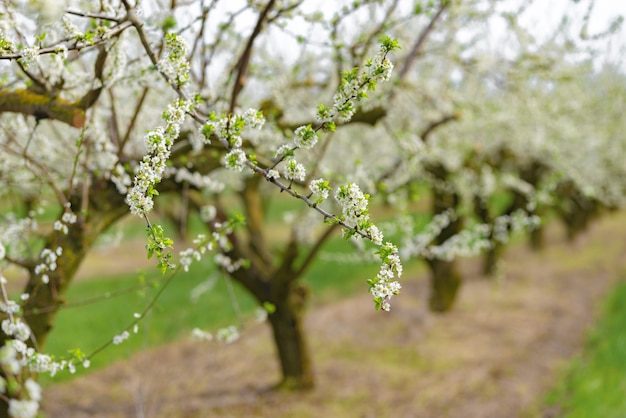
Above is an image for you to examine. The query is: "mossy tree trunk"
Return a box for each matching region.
[228,259,315,390]
[476,157,548,275]
[20,180,128,348]
[267,283,313,389]
[0,180,128,417]
[529,224,545,251]
[207,178,338,391]
[426,163,464,312]
[482,241,504,277]
[226,248,317,390]
[520,161,547,251]
[427,257,462,312]
[473,195,503,277]
[556,180,600,241]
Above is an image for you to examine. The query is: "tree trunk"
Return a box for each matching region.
[529,224,544,251]
[426,162,464,312]
[267,283,314,390]
[0,181,128,418]
[483,240,503,277]
[214,179,317,392]
[427,258,462,312]
[227,253,315,391]
[473,196,502,277]
[21,181,128,348]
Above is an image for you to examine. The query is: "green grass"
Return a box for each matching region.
[544,279,626,417]
[41,191,433,385]
[41,259,257,385]
[41,228,419,385]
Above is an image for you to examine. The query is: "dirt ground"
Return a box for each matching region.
[42,212,626,418]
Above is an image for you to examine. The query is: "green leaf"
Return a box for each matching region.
[263,302,276,314]
[161,16,177,32]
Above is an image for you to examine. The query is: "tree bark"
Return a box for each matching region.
[557,181,599,241]
[529,224,544,251]
[482,241,503,277]
[21,181,128,348]
[267,283,314,390]
[0,181,128,416]
[426,162,464,312]
[427,258,462,312]
[224,232,315,390]
[427,164,463,312]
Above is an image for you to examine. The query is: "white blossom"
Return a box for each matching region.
[216,325,239,344]
[293,125,318,149]
[24,379,41,401]
[19,45,39,69]
[112,331,130,345]
[191,328,213,342]
[8,399,38,418]
[283,158,306,182]
[309,178,330,201]
[223,149,248,172]
[266,169,280,180]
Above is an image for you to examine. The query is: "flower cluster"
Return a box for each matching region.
[18,45,39,69]
[1,318,30,342]
[7,378,40,418]
[178,216,239,272]
[191,324,240,344]
[400,209,456,258]
[158,33,190,86]
[53,209,77,236]
[34,247,62,284]
[316,38,398,124]
[266,169,280,180]
[309,178,331,204]
[126,99,190,216]
[172,167,224,193]
[110,163,132,194]
[293,125,319,149]
[191,328,213,342]
[200,109,265,173]
[86,128,118,175]
[0,278,45,418]
[62,15,81,38]
[0,31,15,54]
[8,339,89,377]
[368,242,402,311]
[222,149,248,172]
[335,183,382,244]
[112,331,130,345]
[423,225,492,262]
[215,325,240,344]
[334,183,400,309]
[283,158,306,182]
[214,253,246,273]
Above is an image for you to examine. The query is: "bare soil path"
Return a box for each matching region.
[43,212,626,418]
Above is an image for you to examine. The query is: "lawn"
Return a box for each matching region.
[41,225,414,384]
[544,276,626,417]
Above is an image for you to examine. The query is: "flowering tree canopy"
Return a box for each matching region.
[0,0,623,416]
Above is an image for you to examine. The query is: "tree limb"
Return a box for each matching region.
[0,90,86,127]
[229,0,276,112]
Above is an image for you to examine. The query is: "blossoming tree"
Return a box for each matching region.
[0,0,623,416]
[0,1,410,413]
